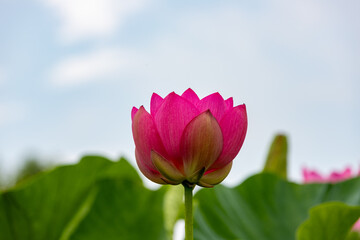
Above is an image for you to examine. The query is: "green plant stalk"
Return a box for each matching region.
[184,183,194,240]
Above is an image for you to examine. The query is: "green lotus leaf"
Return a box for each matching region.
[194,173,360,240]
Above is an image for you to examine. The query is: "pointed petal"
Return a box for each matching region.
[199,161,233,187]
[154,92,200,167]
[197,181,214,188]
[131,107,138,121]
[180,110,223,179]
[161,177,181,185]
[151,150,185,184]
[196,92,227,122]
[150,92,164,116]
[225,97,233,111]
[132,106,168,171]
[135,149,166,184]
[181,88,200,105]
[210,104,247,169]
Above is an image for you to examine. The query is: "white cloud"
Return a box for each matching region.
[40,0,147,43]
[49,1,358,102]
[49,47,141,87]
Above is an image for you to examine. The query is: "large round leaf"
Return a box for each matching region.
[296,202,360,240]
[0,156,169,240]
[66,178,167,240]
[194,173,360,240]
[0,156,114,240]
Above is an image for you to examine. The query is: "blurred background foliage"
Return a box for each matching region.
[0,134,359,240]
[15,157,48,184]
[0,155,52,190]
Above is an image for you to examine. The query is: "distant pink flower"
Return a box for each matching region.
[302,167,360,232]
[132,88,247,187]
[302,167,353,184]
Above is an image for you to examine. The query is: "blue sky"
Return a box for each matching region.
[0,0,359,186]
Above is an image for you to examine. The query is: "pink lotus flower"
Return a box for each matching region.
[303,167,360,183]
[302,167,354,184]
[302,167,360,232]
[131,88,247,187]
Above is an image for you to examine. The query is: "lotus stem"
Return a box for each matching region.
[183,182,194,240]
